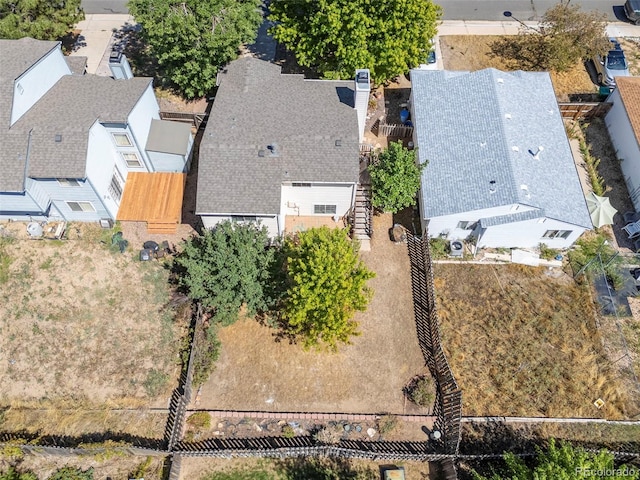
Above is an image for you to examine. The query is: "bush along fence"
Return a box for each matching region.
[407,232,463,457]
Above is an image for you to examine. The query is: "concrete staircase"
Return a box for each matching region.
[353,184,372,251]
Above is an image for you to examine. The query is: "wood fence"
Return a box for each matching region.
[407,233,463,456]
[378,122,414,138]
[558,102,612,120]
[160,111,207,129]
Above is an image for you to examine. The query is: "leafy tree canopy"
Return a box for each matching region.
[473,439,640,480]
[269,0,441,83]
[128,0,262,98]
[491,1,610,72]
[368,141,425,213]
[174,220,275,325]
[0,0,84,40]
[280,227,374,350]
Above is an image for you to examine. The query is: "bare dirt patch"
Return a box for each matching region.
[434,263,631,419]
[0,223,184,434]
[439,35,597,101]
[195,213,426,414]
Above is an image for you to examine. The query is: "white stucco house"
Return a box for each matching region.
[197,58,366,237]
[604,77,640,210]
[0,38,193,231]
[409,68,592,249]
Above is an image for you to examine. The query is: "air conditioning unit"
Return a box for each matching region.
[450,240,464,257]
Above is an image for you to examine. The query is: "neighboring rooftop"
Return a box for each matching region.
[411,68,592,229]
[0,38,151,191]
[146,119,193,155]
[197,57,359,215]
[615,77,640,143]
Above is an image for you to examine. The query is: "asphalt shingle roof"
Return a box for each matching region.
[616,77,640,144]
[146,119,192,155]
[197,57,359,215]
[0,38,152,191]
[411,68,592,229]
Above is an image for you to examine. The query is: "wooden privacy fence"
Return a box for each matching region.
[160,111,207,129]
[558,102,612,120]
[378,122,414,138]
[407,233,462,456]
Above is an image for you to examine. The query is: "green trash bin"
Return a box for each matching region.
[599,85,612,97]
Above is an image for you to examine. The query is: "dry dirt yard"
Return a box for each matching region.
[196,213,427,414]
[439,35,599,101]
[434,263,632,420]
[0,222,184,436]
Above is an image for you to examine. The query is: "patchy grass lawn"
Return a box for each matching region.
[434,263,631,419]
[439,35,598,101]
[196,213,426,414]
[0,223,184,435]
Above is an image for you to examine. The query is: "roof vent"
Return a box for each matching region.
[55,134,62,143]
[335,139,342,147]
[521,184,531,198]
[489,180,497,194]
[497,78,504,84]
[512,146,519,152]
[267,143,279,156]
[530,146,544,160]
[258,149,265,157]
[480,141,487,147]
[505,113,512,119]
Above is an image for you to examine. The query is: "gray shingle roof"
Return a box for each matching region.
[197,57,359,215]
[65,56,87,75]
[146,119,192,155]
[1,38,152,191]
[411,68,592,229]
[479,208,543,228]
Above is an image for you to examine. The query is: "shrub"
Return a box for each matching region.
[579,139,606,196]
[47,467,94,480]
[142,368,169,397]
[282,425,296,438]
[405,375,436,408]
[377,415,398,435]
[192,324,222,387]
[187,412,211,430]
[313,425,343,444]
[539,243,560,261]
[429,237,448,259]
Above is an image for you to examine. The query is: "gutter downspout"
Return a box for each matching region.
[22,128,33,192]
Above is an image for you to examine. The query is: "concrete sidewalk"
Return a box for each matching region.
[70,14,134,75]
[439,19,640,37]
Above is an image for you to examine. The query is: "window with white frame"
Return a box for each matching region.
[108,168,124,202]
[112,132,133,147]
[292,182,312,187]
[121,152,142,168]
[231,216,258,223]
[57,178,80,187]
[314,204,337,214]
[542,230,572,239]
[66,201,95,212]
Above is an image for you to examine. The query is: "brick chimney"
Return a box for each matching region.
[354,69,370,143]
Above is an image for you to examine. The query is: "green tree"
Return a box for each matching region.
[280,227,374,350]
[0,467,37,480]
[490,1,610,72]
[0,0,84,40]
[128,0,262,99]
[368,141,425,213]
[174,220,275,324]
[473,439,640,480]
[269,0,441,83]
[47,468,94,480]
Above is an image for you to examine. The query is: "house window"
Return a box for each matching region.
[314,204,337,214]
[457,221,475,230]
[542,230,572,239]
[231,216,258,223]
[121,152,142,168]
[108,169,124,202]
[57,178,80,187]
[292,182,312,187]
[112,132,133,147]
[66,201,95,212]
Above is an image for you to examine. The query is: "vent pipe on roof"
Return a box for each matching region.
[354,69,370,143]
[532,146,544,160]
[489,180,497,194]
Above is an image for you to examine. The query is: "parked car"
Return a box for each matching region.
[592,38,630,87]
[624,0,640,24]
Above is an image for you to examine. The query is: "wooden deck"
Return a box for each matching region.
[116,172,186,234]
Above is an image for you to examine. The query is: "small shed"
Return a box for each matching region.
[145,119,194,172]
[383,467,405,480]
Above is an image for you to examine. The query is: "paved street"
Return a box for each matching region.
[81,0,128,14]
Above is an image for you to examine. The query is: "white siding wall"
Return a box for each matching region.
[147,151,187,172]
[25,178,50,210]
[37,179,109,221]
[127,83,160,166]
[11,47,70,125]
[281,183,355,217]
[0,192,42,216]
[478,218,586,249]
[85,122,125,219]
[102,124,149,172]
[605,89,640,210]
[201,215,280,237]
